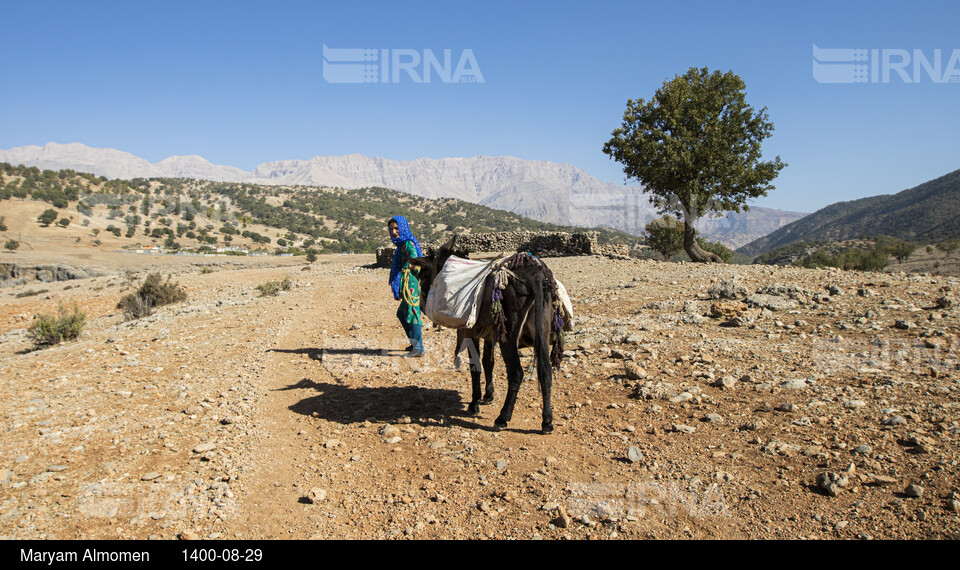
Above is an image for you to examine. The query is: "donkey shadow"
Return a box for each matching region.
[279,378,507,431]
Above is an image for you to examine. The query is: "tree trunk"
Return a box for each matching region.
[682,216,723,263]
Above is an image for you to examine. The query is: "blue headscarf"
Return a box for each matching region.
[388,215,423,300]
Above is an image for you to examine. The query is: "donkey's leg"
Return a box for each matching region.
[481,338,495,404]
[534,307,554,434]
[493,332,524,431]
[459,334,484,416]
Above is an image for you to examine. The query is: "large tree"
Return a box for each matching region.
[603,67,786,262]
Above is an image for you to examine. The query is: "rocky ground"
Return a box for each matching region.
[1,248,959,540]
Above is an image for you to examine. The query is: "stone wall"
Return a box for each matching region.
[375,231,630,267]
[0,264,92,288]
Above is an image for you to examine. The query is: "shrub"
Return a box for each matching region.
[27,303,86,347]
[4,239,18,251]
[57,218,71,228]
[256,278,291,297]
[0,215,6,231]
[644,215,684,260]
[117,272,187,319]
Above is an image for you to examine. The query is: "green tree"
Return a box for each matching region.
[4,239,19,251]
[603,67,786,262]
[0,215,7,231]
[57,217,71,228]
[644,215,684,260]
[37,208,59,227]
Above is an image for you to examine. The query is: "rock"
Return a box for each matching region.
[193,442,217,454]
[624,361,648,381]
[775,403,795,412]
[817,472,850,497]
[709,301,749,319]
[853,444,873,455]
[843,400,867,409]
[1,469,11,485]
[780,379,807,390]
[380,425,401,439]
[904,484,924,498]
[707,280,748,300]
[703,414,724,424]
[179,531,200,540]
[495,459,508,470]
[671,424,696,434]
[384,437,402,444]
[307,488,327,503]
[627,446,644,463]
[882,416,907,426]
[325,439,341,449]
[141,472,160,481]
[745,294,798,312]
[714,376,737,390]
[669,392,694,404]
[893,320,914,330]
[46,465,68,472]
[551,506,572,529]
[870,475,897,486]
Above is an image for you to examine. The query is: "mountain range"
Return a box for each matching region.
[739,167,960,256]
[0,142,806,247]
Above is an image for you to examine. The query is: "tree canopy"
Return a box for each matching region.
[603,67,785,262]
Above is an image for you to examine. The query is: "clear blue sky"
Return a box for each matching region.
[1,0,958,213]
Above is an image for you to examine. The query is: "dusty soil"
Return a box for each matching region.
[1,242,959,540]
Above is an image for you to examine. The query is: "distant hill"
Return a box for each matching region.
[0,142,805,247]
[739,168,960,256]
[0,162,640,254]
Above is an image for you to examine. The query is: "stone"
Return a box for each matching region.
[703,414,724,424]
[141,472,160,481]
[745,294,799,312]
[627,446,643,463]
[709,301,749,319]
[882,416,907,426]
[904,484,924,498]
[707,280,748,300]
[817,472,850,497]
[780,379,807,390]
[843,400,867,410]
[776,403,795,412]
[671,424,696,434]
[193,442,217,454]
[853,445,873,455]
[552,506,572,529]
[624,361,648,381]
[307,488,327,503]
[669,392,694,404]
[380,425,401,439]
[495,459,508,470]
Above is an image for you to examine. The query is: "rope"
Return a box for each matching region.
[401,268,420,307]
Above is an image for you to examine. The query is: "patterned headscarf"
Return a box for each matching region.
[388,215,423,299]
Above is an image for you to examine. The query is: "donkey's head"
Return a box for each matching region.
[408,235,470,301]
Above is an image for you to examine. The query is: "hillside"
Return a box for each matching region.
[739,168,960,256]
[0,143,806,247]
[0,162,640,255]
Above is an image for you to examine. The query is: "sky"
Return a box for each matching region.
[1,0,958,213]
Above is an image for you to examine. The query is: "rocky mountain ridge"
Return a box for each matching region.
[1,142,806,247]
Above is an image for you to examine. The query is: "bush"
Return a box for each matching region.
[27,303,86,347]
[644,216,684,260]
[4,239,18,251]
[256,278,292,297]
[117,272,187,319]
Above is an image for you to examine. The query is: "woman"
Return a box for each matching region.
[388,215,424,357]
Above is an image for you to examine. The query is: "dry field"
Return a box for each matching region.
[1,240,959,540]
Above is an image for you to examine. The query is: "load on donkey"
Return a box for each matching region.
[408,236,573,434]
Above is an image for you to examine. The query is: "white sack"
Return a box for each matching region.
[424,256,494,329]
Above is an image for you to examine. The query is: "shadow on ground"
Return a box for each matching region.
[280,378,532,432]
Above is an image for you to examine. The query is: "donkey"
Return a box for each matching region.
[409,237,562,434]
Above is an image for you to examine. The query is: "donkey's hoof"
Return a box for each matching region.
[493,420,508,432]
[467,404,480,416]
[541,424,554,435]
[480,395,495,405]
